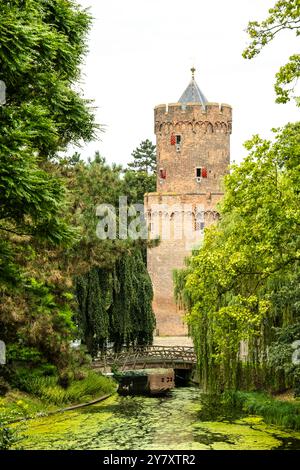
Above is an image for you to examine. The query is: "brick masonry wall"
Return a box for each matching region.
[155,103,231,194]
[145,102,232,336]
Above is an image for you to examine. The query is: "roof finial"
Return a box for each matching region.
[191,66,196,80]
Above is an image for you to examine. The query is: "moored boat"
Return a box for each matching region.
[116,368,175,396]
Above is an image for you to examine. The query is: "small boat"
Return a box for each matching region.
[116,368,175,396]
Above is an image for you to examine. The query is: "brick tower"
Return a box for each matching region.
[145,69,232,336]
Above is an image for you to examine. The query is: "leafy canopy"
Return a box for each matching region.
[0,0,97,367]
[175,123,300,391]
[243,0,300,105]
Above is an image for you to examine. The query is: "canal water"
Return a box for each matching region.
[17,387,300,450]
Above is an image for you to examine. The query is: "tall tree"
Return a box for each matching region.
[175,123,300,392]
[127,139,156,174]
[243,0,300,105]
[0,0,96,280]
[125,140,156,204]
[0,0,96,366]
[70,155,155,355]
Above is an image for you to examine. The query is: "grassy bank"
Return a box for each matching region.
[15,371,116,407]
[222,391,300,431]
[0,371,116,422]
[0,370,116,449]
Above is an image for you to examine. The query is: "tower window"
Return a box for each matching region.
[175,135,181,152]
[195,167,208,179]
[159,168,166,179]
[195,212,205,232]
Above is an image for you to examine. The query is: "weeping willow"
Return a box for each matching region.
[175,263,300,394]
[76,248,155,355]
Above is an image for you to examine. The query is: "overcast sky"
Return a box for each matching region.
[76,0,299,166]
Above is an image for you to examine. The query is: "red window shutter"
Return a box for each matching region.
[202,167,208,178]
[159,169,166,179]
[170,134,176,145]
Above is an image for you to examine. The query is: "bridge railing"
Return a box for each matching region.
[93,345,197,369]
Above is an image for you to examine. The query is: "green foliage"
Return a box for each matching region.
[124,139,156,204]
[0,2,155,393]
[0,377,10,397]
[76,249,155,355]
[60,153,133,272]
[0,421,19,450]
[0,0,96,273]
[110,249,155,350]
[123,170,156,204]
[222,391,300,431]
[175,124,300,392]
[127,139,156,174]
[243,0,300,104]
[6,345,43,364]
[66,152,156,356]
[76,268,111,355]
[10,365,55,392]
[0,400,28,449]
[0,0,96,151]
[0,0,96,373]
[269,322,300,396]
[15,371,115,406]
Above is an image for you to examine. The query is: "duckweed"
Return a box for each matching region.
[14,388,300,450]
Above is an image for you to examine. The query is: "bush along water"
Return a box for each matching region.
[220,391,300,431]
[10,369,116,407]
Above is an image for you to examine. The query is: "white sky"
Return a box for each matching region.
[76,0,299,165]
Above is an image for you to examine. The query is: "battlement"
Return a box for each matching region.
[154,102,232,136]
[155,102,232,118]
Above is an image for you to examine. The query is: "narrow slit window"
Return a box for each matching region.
[176,135,181,145]
[196,167,202,178]
[195,212,205,232]
[159,168,166,179]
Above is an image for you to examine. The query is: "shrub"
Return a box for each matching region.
[0,377,10,397]
[221,391,300,431]
[6,344,43,364]
[58,370,74,389]
[10,364,57,391]
[12,371,116,406]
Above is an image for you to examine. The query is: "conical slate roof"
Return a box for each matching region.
[179,68,208,107]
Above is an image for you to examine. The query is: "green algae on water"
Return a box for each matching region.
[14,388,300,450]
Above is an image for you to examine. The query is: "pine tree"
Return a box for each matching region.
[128,139,156,174]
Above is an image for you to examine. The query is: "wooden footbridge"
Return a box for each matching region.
[92,345,196,372]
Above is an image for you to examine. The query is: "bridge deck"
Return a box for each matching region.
[93,345,197,372]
